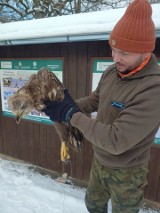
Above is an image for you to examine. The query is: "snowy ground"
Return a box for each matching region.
[0,157,159,213]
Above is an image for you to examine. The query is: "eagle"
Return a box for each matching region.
[8,67,83,162]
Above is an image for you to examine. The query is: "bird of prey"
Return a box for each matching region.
[8,67,83,162]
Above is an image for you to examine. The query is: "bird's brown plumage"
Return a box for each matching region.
[8,67,83,162]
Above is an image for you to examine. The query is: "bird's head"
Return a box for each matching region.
[8,92,34,124]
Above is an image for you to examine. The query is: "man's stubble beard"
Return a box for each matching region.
[120,54,146,73]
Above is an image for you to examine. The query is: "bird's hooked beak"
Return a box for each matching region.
[16,112,24,124]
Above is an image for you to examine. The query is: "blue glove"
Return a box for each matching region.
[43,89,80,123]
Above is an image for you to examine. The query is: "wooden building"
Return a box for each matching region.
[0,6,160,204]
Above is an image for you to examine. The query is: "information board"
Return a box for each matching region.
[91,58,113,118]
[92,58,113,91]
[0,58,63,125]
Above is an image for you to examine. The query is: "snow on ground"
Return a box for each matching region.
[0,157,159,213]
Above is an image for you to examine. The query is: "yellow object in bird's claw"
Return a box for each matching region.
[61,141,70,162]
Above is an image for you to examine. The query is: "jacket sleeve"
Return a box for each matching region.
[75,90,99,114]
[71,81,160,155]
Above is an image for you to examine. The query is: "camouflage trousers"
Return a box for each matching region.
[85,157,148,213]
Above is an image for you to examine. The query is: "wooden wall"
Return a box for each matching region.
[145,145,160,203]
[0,39,160,203]
[0,41,111,180]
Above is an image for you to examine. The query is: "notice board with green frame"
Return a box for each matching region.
[0,58,63,125]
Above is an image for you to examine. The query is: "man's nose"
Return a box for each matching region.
[113,52,121,62]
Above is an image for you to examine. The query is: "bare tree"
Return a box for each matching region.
[150,0,160,3]
[0,0,70,21]
[64,0,131,14]
[0,0,158,23]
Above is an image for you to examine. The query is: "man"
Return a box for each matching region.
[43,0,160,212]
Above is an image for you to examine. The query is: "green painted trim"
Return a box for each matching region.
[0,59,63,71]
[154,138,160,145]
[3,111,53,125]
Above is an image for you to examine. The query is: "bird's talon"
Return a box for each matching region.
[61,141,70,162]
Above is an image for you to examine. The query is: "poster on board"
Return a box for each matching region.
[91,58,113,118]
[92,58,113,91]
[91,58,160,145]
[0,58,63,125]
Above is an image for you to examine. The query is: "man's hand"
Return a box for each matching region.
[43,89,80,123]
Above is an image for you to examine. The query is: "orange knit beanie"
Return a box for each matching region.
[109,0,155,53]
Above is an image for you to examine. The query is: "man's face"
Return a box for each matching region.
[111,47,146,73]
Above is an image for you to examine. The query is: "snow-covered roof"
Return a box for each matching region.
[0,4,160,45]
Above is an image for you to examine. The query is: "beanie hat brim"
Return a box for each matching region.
[109,33,155,53]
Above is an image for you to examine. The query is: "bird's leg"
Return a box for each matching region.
[61,141,70,162]
[53,122,71,162]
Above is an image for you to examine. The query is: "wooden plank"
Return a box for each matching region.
[77,42,88,97]
[46,124,61,173]
[145,147,160,202]
[60,43,69,87]
[87,41,99,94]
[16,121,29,161]
[16,120,34,162]
[39,124,47,168]
[98,41,110,57]
[83,140,93,181]
[67,43,78,97]
[33,123,41,166]
[0,116,8,155]
[2,118,18,158]
[156,175,160,202]
[27,122,35,163]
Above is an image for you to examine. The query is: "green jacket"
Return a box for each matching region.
[71,54,160,168]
